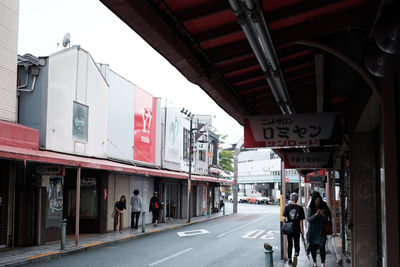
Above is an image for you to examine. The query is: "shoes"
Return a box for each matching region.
[292,255,298,267]
[288,258,292,264]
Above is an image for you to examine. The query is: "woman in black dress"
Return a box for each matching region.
[149,192,161,227]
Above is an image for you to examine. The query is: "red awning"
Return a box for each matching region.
[0,144,230,184]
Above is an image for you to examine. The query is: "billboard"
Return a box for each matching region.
[164,108,183,164]
[134,86,156,163]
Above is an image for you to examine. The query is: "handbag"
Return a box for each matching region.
[282,221,294,235]
[111,210,116,218]
[282,208,297,235]
[324,220,333,235]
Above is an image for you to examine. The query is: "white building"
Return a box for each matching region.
[0,0,19,122]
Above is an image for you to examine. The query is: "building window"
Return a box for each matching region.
[72,102,89,142]
[199,150,206,161]
[183,128,190,160]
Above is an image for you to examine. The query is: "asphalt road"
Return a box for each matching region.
[32,203,281,267]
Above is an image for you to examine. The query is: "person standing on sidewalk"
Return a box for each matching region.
[283,193,305,265]
[307,194,331,267]
[114,195,127,233]
[130,189,142,230]
[149,192,161,227]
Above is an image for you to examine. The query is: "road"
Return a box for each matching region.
[32,203,281,267]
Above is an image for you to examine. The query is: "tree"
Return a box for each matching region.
[219,150,234,173]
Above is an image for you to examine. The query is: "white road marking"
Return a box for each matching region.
[148,248,193,266]
[177,229,210,237]
[261,230,280,240]
[242,230,265,239]
[217,215,268,238]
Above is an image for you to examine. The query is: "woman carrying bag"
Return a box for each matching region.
[307,194,331,267]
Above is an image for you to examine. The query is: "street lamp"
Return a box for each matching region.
[181,108,194,223]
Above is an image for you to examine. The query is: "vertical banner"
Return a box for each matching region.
[134,86,156,163]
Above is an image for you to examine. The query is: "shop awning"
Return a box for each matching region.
[0,144,230,184]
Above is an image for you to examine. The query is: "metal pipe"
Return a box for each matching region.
[61,219,66,250]
[17,67,29,89]
[228,0,240,12]
[253,20,279,71]
[245,0,255,11]
[18,76,37,92]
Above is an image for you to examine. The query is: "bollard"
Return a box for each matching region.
[208,205,211,219]
[142,212,146,233]
[264,242,274,267]
[223,204,225,215]
[61,219,67,250]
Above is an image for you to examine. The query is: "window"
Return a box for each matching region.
[199,150,206,161]
[72,102,89,142]
[183,128,190,160]
[68,177,98,218]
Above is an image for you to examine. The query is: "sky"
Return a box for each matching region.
[18,0,243,146]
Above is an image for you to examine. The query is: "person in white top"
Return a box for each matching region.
[130,189,142,230]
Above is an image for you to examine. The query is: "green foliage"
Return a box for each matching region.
[219,150,234,173]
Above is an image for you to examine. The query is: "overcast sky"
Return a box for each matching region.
[18,0,243,146]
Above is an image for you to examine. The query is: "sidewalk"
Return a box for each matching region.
[0,212,231,267]
[277,236,340,267]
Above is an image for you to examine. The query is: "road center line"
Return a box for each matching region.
[217,215,268,238]
[148,248,193,266]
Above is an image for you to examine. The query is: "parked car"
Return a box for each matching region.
[228,193,248,203]
[247,193,270,204]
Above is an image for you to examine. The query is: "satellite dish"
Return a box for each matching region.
[62,33,71,48]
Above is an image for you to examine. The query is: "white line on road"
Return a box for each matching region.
[217,215,268,238]
[242,230,265,239]
[148,248,193,266]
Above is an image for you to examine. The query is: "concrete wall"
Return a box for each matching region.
[130,175,154,225]
[0,0,19,122]
[105,68,135,162]
[45,47,108,158]
[107,174,130,231]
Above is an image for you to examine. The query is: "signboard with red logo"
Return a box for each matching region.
[134,86,156,164]
[243,113,341,148]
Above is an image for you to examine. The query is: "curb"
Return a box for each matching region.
[1,214,233,267]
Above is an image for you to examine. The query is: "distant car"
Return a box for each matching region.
[248,193,270,204]
[228,193,248,203]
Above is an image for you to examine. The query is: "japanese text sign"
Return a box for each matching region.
[244,113,341,148]
[284,152,332,169]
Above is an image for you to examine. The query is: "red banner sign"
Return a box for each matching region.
[134,86,156,163]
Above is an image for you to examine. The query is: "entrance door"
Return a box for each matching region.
[44,176,64,243]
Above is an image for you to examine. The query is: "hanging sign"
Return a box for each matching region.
[304,175,326,184]
[243,113,341,148]
[284,152,333,169]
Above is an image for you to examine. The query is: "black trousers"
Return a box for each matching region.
[310,242,326,264]
[131,212,140,229]
[152,209,160,223]
[287,231,300,258]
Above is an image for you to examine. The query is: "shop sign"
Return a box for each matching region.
[81,177,97,187]
[243,113,341,148]
[305,175,326,184]
[36,165,65,175]
[134,86,157,163]
[284,152,332,169]
[197,142,207,151]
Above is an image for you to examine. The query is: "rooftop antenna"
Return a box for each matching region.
[62,33,71,48]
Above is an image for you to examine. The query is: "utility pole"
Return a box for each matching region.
[187,115,193,223]
[233,137,244,214]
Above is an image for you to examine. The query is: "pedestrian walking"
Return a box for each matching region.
[307,194,331,267]
[283,193,305,265]
[149,192,161,227]
[130,189,142,230]
[114,195,127,233]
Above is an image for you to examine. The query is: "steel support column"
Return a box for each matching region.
[75,167,81,246]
